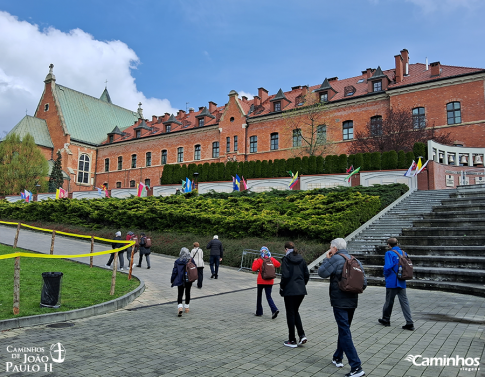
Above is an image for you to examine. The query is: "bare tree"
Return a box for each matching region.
[348,108,452,154]
[283,92,336,157]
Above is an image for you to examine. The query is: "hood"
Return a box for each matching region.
[175,258,187,266]
[286,252,305,265]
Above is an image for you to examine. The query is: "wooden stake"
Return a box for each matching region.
[13,257,20,315]
[50,231,56,255]
[110,252,118,295]
[128,245,135,280]
[13,223,21,249]
[90,237,94,268]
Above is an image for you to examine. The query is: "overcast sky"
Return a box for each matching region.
[0,0,484,136]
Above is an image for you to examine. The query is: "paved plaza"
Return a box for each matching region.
[0,225,484,377]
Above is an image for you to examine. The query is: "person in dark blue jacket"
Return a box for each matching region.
[171,247,195,317]
[378,237,414,331]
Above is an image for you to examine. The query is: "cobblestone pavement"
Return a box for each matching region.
[0,225,484,377]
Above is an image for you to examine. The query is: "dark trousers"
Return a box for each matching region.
[382,287,413,325]
[177,282,192,305]
[197,267,204,288]
[138,253,151,268]
[107,251,124,269]
[209,255,220,276]
[256,284,278,315]
[332,307,361,370]
[284,295,305,342]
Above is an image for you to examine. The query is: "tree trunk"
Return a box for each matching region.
[13,257,20,315]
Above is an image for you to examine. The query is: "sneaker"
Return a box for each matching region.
[104,264,111,268]
[254,313,263,317]
[272,310,279,320]
[298,336,307,346]
[215,275,218,279]
[332,358,344,368]
[378,318,390,327]
[210,274,214,279]
[120,268,124,271]
[147,266,151,269]
[345,366,365,377]
[402,324,415,331]
[135,265,141,268]
[283,340,298,348]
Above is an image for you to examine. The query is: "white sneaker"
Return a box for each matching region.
[104,264,110,268]
[120,268,124,271]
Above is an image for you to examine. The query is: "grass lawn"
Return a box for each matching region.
[0,244,140,320]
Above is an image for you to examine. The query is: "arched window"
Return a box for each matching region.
[194,145,201,160]
[343,121,354,140]
[77,154,90,184]
[270,133,279,150]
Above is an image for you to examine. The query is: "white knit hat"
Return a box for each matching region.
[115,231,121,237]
[213,235,218,239]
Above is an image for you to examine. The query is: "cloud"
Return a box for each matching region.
[238,91,254,100]
[0,11,178,135]
[405,0,482,13]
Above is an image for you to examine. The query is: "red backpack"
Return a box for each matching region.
[186,259,198,283]
[261,257,276,280]
[338,254,365,294]
[392,250,413,280]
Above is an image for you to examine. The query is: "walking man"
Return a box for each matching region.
[378,237,414,330]
[318,238,366,377]
[206,235,223,279]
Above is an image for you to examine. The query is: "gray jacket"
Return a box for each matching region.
[206,239,223,258]
[318,249,367,309]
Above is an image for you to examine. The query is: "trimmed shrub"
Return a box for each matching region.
[254,160,262,178]
[388,150,398,169]
[337,154,348,173]
[354,153,363,170]
[308,156,317,175]
[397,150,407,169]
[371,152,381,170]
[301,156,309,175]
[316,156,324,174]
[362,153,372,171]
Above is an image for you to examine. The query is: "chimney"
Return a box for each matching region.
[430,61,441,77]
[209,101,217,113]
[241,96,248,102]
[177,110,186,119]
[189,107,194,113]
[301,85,308,97]
[163,113,171,122]
[152,115,157,122]
[365,69,373,79]
[198,106,205,111]
[253,95,261,107]
[394,55,403,83]
[401,49,409,76]
[258,87,269,102]
[328,77,338,82]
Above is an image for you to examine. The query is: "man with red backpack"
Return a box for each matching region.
[135,232,151,269]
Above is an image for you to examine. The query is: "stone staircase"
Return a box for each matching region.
[309,185,485,297]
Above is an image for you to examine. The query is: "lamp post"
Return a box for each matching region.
[193,172,199,191]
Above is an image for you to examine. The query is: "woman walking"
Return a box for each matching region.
[190,242,204,289]
[171,247,195,316]
[252,246,281,318]
[280,241,309,348]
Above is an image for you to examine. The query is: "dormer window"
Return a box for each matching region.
[198,118,204,127]
[344,86,356,96]
[165,125,171,133]
[357,79,364,83]
[373,80,382,92]
[320,93,328,103]
[109,135,114,143]
[274,102,281,112]
[136,130,141,138]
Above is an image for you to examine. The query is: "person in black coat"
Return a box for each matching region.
[171,247,196,317]
[280,241,309,348]
[206,235,223,279]
[105,231,125,271]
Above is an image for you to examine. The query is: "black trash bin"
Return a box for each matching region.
[40,272,63,308]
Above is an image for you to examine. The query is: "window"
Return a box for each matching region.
[343,121,354,140]
[131,154,137,168]
[44,104,49,111]
[274,102,281,112]
[317,125,327,144]
[370,116,383,136]
[177,147,184,162]
[136,130,141,138]
[130,180,135,187]
[293,129,302,147]
[373,80,382,92]
[212,142,220,158]
[234,136,238,152]
[447,102,461,125]
[161,150,167,165]
[250,136,257,153]
[344,85,356,96]
[226,137,230,153]
[412,107,426,129]
[117,156,122,170]
[165,125,171,133]
[116,182,121,188]
[194,145,201,160]
[104,158,109,172]
[109,135,114,143]
[198,118,204,127]
[320,93,328,103]
[146,152,152,167]
[230,117,235,122]
[103,182,108,189]
[270,133,279,150]
[145,179,150,188]
[357,78,364,83]
[77,154,90,184]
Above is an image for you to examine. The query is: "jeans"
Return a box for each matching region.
[107,251,124,269]
[197,267,204,288]
[209,255,220,276]
[332,307,361,370]
[138,253,151,268]
[177,282,192,305]
[256,284,278,315]
[284,295,305,342]
[382,287,413,325]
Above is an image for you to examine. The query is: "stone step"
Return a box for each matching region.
[433,204,485,212]
[402,227,485,237]
[399,235,485,246]
[422,211,485,219]
[356,255,485,269]
[442,196,485,205]
[413,219,485,227]
[349,245,485,256]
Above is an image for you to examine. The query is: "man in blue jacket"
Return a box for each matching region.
[378,237,414,330]
[318,238,366,377]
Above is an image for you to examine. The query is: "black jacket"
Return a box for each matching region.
[206,239,223,258]
[317,249,367,309]
[280,252,309,296]
[111,236,123,251]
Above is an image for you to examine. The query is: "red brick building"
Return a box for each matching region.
[8,49,485,190]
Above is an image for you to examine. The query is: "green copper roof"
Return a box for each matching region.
[8,115,54,148]
[100,88,112,103]
[54,84,139,145]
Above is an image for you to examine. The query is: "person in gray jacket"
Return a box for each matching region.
[318,238,366,377]
[206,235,223,279]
